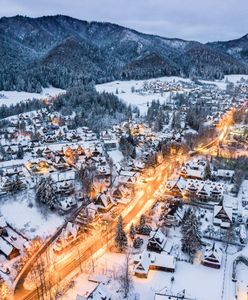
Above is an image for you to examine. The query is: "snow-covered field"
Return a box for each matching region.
[0,87,65,107]
[200,74,248,90]
[96,76,190,115]
[96,74,248,114]
[0,190,64,239]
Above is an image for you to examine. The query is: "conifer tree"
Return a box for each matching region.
[36,177,57,209]
[115,215,127,252]
[129,223,136,240]
[181,209,201,257]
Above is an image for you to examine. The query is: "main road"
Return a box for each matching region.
[14,158,182,300]
[14,106,239,300]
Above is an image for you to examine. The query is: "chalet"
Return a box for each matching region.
[133,251,176,278]
[213,204,233,228]
[180,159,207,179]
[56,181,74,195]
[112,185,131,204]
[64,222,79,239]
[94,192,114,212]
[202,243,222,269]
[184,179,224,202]
[57,197,77,211]
[165,177,187,196]
[42,147,53,159]
[76,145,85,156]
[35,148,44,157]
[53,156,68,170]
[147,229,170,253]
[117,170,138,186]
[197,184,209,201]
[0,216,27,259]
[75,206,96,226]
[86,203,98,220]
[180,166,204,180]
[51,170,75,183]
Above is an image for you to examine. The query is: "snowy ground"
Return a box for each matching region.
[96,74,248,114]
[62,198,247,300]
[0,190,64,239]
[96,76,190,115]
[236,262,248,300]
[62,248,225,300]
[200,74,248,90]
[0,86,65,107]
[107,149,123,165]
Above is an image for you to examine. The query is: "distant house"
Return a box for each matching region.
[213,204,233,228]
[202,243,222,269]
[133,251,176,278]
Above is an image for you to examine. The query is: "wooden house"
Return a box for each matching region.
[202,243,222,269]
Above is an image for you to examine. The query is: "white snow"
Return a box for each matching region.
[96,76,190,115]
[0,191,64,239]
[108,150,123,165]
[0,87,65,107]
[96,75,248,114]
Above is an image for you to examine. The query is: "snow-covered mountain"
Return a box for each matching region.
[0,15,247,92]
[207,34,248,64]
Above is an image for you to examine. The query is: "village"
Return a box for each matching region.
[0,75,247,300]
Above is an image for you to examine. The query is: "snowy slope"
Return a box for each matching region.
[0,87,65,107]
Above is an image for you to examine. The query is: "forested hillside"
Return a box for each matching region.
[0,15,247,92]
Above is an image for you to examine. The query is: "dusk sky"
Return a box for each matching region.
[0,0,248,42]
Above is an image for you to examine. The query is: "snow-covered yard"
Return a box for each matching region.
[134,261,223,300]
[0,191,64,239]
[96,74,248,115]
[236,261,248,300]
[96,76,189,115]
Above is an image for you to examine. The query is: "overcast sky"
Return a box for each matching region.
[0,0,247,42]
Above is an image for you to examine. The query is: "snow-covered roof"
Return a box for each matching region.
[76,282,111,300]
[134,251,176,275]
[0,216,7,228]
[204,243,222,263]
[0,237,13,256]
[213,205,233,221]
[149,229,166,247]
[217,169,235,178]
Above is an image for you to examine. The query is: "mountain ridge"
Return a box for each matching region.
[0,14,247,92]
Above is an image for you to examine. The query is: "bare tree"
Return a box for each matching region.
[119,252,133,298]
